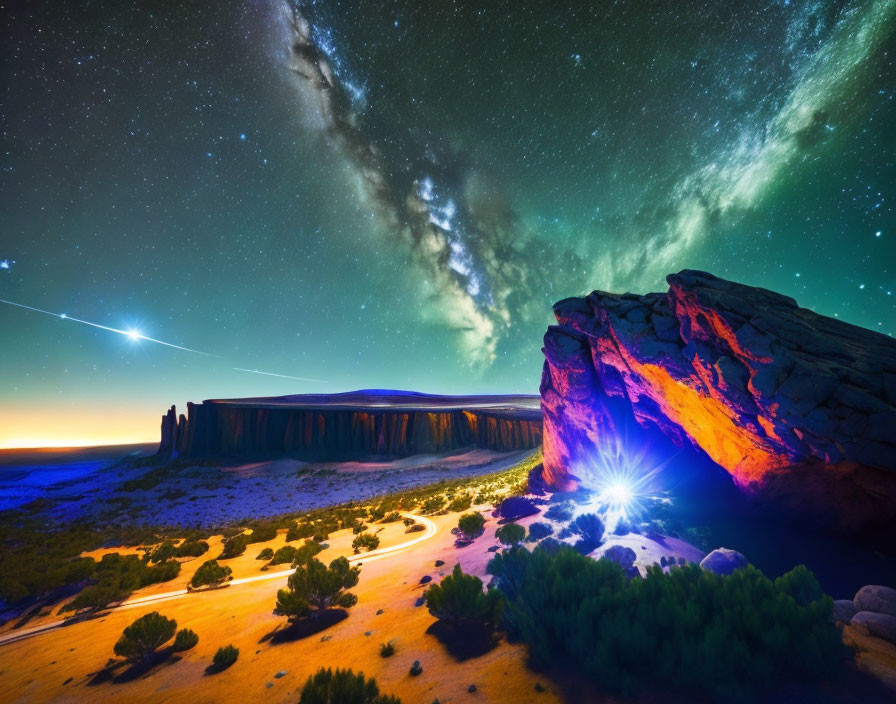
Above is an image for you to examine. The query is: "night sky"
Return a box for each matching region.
[1,0,894,447]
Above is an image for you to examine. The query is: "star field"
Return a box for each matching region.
[0,0,894,446]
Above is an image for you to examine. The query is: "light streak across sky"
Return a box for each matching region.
[232,367,327,383]
[0,297,326,382]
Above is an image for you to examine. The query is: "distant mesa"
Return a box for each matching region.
[540,270,896,532]
[158,390,542,459]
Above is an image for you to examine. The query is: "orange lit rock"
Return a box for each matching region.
[540,270,896,531]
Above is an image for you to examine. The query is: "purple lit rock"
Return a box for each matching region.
[540,270,896,532]
[699,548,748,576]
[854,585,896,618]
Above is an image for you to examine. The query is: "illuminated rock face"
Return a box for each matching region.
[540,270,896,531]
[159,391,542,459]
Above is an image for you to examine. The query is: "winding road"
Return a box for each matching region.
[0,512,438,647]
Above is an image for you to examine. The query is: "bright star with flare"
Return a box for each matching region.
[572,436,670,533]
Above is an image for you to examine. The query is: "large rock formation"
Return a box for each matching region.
[540,270,896,531]
[159,390,542,459]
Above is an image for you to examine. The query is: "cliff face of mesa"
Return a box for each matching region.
[158,392,542,459]
[540,270,896,532]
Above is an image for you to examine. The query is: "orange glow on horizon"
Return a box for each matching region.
[0,406,159,450]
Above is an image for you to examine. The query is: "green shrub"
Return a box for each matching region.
[424,564,501,630]
[570,513,604,552]
[527,522,553,541]
[421,496,445,514]
[381,512,402,523]
[257,547,274,560]
[172,628,199,652]
[496,544,844,698]
[247,524,277,544]
[447,494,473,512]
[269,545,297,565]
[405,524,425,533]
[174,540,209,558]
[299,667,401,704]
[113,612,177,663]
[292,540,324,565]
[190,560,232,589]
[286,522,314,542]
[495,523,526,546]
[352,520,368,535]
[219,534,248,559]
[64,583,131,613]
[402,517,416,527]
[274,557,360,623]
[213,645,239,669]
[61,552,180,613]
[352,532,380,554]
[380,640,395,657]
[149,541,176,563]
[457,512,486,541]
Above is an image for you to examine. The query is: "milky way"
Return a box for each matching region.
[272,0,895,362]
[0,0,894,445]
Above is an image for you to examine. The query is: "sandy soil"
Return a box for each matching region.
[0,508,565,704]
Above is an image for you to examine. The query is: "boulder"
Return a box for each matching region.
[855,585,896,618]
[699,548,748,575]
[497,496,539,521]
[540,270,896,532]
[601,544,637,570]
[852,611,896,645]
[833,599,857,624]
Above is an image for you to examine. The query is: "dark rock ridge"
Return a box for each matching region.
[540,270,896,531]
[159,390,542,459]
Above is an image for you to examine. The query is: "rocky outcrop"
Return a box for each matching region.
[540,270,896,531]
[699,548,748,575]
[159,390,541,459]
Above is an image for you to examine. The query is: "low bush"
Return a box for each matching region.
[495,523,526,546]
[381,512,402,523]
[62,552,180,613]
[275,557,360,623]
[148,541,176,563]
[299,667,401,704]
[270,546,298,565]
[172,628,198,652]
[213,645,239,669]
[190,560,232,589]
[286,522,314,542]
[527,522,553,541]
[457,512,486,541]
[421,496,445,514]
[570,513,604,553]
[352,532,380,554]
[219,534,248,559]
[174,540,209,558]
[246,524,277,544]
[113,612,177,663]
[292,540,324,565]
[379,640,395,657]
[496,544,844,699]
[405,524,425,534]
[257,547,274,560]
[352,520,368,535]
[544,504,572,522]
[447,494,473,512]
[424,564,501,630]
